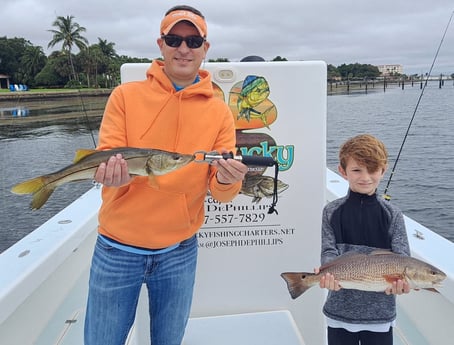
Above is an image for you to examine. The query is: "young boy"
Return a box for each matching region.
[319,134,411,345]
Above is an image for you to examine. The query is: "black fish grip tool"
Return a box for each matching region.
[194,151,279,214]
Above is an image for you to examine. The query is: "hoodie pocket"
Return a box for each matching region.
[102,179,192,234]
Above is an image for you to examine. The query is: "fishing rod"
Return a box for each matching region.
[195,150,280,214]
[383,9,454,200]
[78,89,98,148]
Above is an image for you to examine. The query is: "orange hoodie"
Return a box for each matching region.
[97,60,241,248]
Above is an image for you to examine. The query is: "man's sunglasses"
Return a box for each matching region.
[161,35,205,49]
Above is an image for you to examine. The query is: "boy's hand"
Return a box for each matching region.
[385,279,411,295]
[315,268,341,291]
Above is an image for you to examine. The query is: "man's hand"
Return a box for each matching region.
[94,154,131,187]
[212,150,248,184]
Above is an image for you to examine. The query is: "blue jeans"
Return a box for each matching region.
[84,235,198,345]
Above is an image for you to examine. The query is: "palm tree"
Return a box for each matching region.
[94,38,118,87]
[20,46,47,86]
[48,15,89,81]
[96,38,117,59]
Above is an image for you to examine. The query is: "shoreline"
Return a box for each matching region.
[0,89,110,127]
[0,81,448,127]
[0,88,112,101]
[1,79,446,99]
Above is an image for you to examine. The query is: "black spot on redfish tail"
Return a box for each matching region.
[280,272,313,299]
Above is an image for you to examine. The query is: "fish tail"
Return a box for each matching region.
[11,177,46,195]
[11,176,55,210]
[280,272,314,299]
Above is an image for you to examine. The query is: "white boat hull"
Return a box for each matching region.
[1,172,453,344]
[1,61,453,344]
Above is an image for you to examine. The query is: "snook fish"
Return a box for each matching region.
[11,147,195,210]
[281,251,446,299]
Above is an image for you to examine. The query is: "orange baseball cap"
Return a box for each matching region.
[160,10,207,37]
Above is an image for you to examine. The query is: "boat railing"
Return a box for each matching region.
[0,170,453,345]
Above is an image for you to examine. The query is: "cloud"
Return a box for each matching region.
[2,0,454,74]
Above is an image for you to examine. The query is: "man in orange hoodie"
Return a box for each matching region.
[84,5,248,345]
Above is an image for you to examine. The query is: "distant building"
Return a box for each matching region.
[0,74,11,89]
[376,64,403,76]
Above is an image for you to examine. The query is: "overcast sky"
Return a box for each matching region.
[3,0,454,75]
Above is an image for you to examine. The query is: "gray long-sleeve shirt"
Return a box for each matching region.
[321,190,410,324]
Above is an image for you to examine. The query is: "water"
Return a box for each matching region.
[0,96,106,253]
[0,85,453,252]
[327,83,454,243]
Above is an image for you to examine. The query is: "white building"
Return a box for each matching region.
[376,64,403,76]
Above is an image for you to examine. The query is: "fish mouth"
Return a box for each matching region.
[432,281,444,288]
[174,153,195,161]
[180,154,195,163]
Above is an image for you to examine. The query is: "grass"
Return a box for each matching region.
[0,88,112,100]
[0,88,107,93]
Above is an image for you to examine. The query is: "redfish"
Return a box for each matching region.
[281,251,446,299]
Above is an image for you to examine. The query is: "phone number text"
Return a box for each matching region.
[204,213,266,225]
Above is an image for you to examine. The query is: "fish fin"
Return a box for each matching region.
[147,175,159,189]
[280,272,314,299]
[319,253,360,270]
[422,288,440,293]
[370,249,393,255]
[11,176,54,210]
[73,149,97,163]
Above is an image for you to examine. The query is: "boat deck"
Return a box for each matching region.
[184,311,305,345]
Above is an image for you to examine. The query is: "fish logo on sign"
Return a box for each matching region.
[212,75,290,204]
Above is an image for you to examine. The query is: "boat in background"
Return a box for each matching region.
[0,62,453,345]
